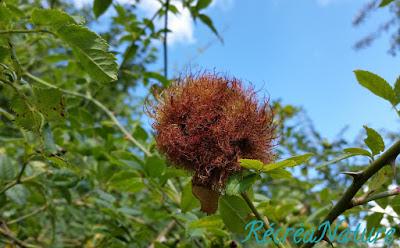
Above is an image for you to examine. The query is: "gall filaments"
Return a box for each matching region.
[150,74,275,213]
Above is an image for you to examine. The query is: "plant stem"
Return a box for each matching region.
[0,223,40,248]
[0,29,55,35]
[0,161,28,195]
[351,187,400,207]
[0,173,42,195]
[7,204,48,225]
[163,0,169,78]
[148,220,176,248]
[241,192,288,248]
[301,139,400,248]
[0,107,14,120]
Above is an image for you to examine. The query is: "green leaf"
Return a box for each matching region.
[225,173,260,195]
[189,215,223,229]
[33,87,65,123]
[198,14,223,42]
[364,126,385,156]
[394,76,400,103]
[239,159,264,171]
[379,0,395,7]
[144,71,170,87]
[354,70,397,106]
[219,195,251,234]
[57,24,118,82]
[0,155,16,182]
[196,0,213,10]
[11,98,42,132]
[240,153,312,173]
[316,153,356,169]
[366,213,383,231]
[0,5,15,24]
[306,205,331,223]
[31,9,118,82]
[168,4,179,14]
[317,148,372,169]
[181,182,200,212]
[268,168,292,179]
[107,171,144,193]
[6,184,28,205]
[93,0,112,18]
[368,165,393,192]
[343,147,372,157]
[144,155,166,178]
[0,46,9,62]
[31,8,76,29]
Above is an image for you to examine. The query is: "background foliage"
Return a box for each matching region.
[0,0,400,247]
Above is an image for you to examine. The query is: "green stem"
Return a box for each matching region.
[0,107,14,120]
[163,0,169,78]
[351,187,400,207]
[0,29,55,36]
[7,204,48,225]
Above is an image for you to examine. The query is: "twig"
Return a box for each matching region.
[0,29,55,36]
[0,161,29,195]
[148,220,176,248]
[351,187,400,207]
[241,192,288,248]
[0,107,14,120]
[24,72,152,157]
[163,0,169,78]
[301,139,400,248]
[7,204,48,225]
[16,162,28,183]
[0,173,42,195]
[0,223,40,248]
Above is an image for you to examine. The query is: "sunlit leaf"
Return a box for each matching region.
[379,0,396,7]
[354,70,397,106]
[93,0,112,18]
[364,126,385,156]
[57,24,118,82]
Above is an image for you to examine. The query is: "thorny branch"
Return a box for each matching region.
[301,139,400,248]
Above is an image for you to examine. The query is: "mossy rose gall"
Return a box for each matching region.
[150,74,276,213]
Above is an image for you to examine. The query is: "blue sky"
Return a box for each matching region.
[83,0,400,141]
[161,0,400,141]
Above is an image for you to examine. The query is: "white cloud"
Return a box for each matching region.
[70,0,232,46]
[70,0,195,46]
[137,0,195,46]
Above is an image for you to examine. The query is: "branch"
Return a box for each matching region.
[351,187,400,207]
[0,107,14,120]
[301,139,400,248]
[24,72,152,157]
[7,204,48,225]
[148,220,176,248]
[163,0,169,78]
[0,29,55,36]
[0,222,40,248]
[0,161,29,195]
